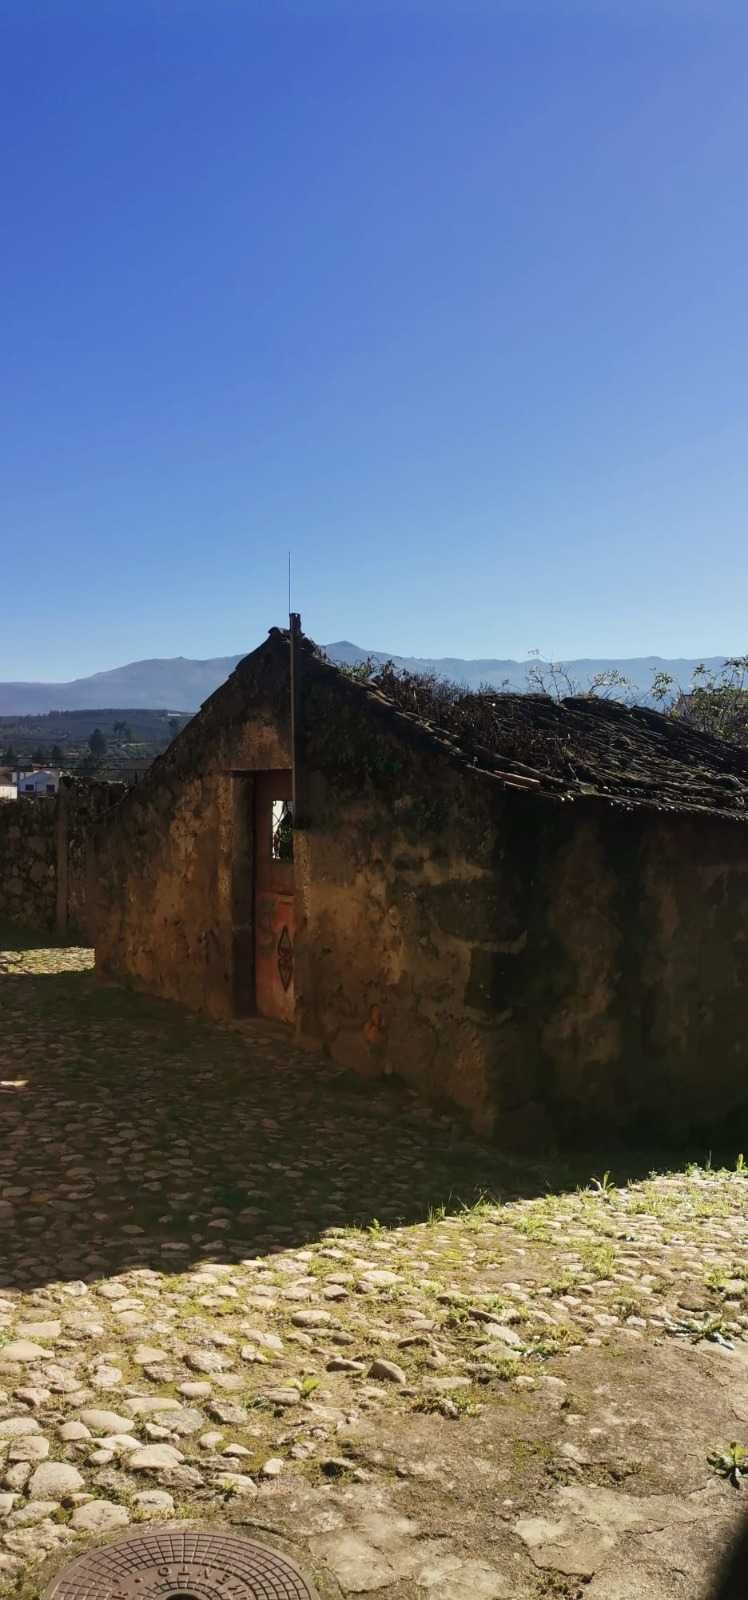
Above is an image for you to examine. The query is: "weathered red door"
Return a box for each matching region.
[254,771,295,1023]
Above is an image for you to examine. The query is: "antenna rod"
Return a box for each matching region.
[289,608,302,830]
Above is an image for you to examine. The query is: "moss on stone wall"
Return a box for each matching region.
[304,681,407,791]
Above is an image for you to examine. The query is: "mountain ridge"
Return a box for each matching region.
[0,645,729,715]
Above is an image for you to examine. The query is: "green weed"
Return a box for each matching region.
[547,1271,581,1296]
[691,1314,731,1344]
[708,1441,746,1488]
[486,1356,524,1381]
[616,1295,644,1319]
[514,1211,551,1243]
[526,1325,576,1359]
[412,1385,481,1419]
[705,1268,728,1293]
[579,1241,617,1279]
[588,1171,616,1197]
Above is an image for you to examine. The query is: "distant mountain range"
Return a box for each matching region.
[0,644,728,715]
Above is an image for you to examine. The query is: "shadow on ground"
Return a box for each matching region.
[708,1512,748,1599]
[0,939,734,1295]
[3,937,748,1600]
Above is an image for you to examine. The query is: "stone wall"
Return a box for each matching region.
[58,778,126,942]
[94,635,291,1016]
[294,665,508,1133]
[0,797,57,930]
[296,666,748,1146]
[530,799,748,1147]
[0,779,124,939]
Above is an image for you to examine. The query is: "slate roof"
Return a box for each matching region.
[458,692,748,817]
[318,644,748,820]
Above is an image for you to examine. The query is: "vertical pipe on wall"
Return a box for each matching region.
[55,781,69,937]
[289,611,303,828]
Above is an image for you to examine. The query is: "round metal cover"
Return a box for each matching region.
[45,1527,319,1600]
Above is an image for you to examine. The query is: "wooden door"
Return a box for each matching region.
[254,771,295,1023]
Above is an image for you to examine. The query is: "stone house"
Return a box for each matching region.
[95,627,748,1147]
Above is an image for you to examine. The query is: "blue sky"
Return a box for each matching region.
[2,0,747,680]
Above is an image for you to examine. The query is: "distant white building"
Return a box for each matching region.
[0,783,16,800]
[14,768,61,797]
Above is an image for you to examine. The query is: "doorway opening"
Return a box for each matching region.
[254,770,295,1022]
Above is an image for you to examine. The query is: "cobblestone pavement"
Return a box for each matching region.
[2,937,748,1598]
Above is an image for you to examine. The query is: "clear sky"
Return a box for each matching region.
[2,0,747,681]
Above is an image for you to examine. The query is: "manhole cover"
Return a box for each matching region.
[45,1527,319,1600]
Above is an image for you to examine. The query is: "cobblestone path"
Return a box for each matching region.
[1,936,748,1598]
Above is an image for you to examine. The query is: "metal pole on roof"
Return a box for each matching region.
[289,609,302,829]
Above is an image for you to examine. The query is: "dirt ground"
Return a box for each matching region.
[1,933,748,1598]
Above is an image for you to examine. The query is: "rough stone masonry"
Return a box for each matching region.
[0,778,124,941]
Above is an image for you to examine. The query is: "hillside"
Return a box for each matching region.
[327,644,729,697]
[0,645,730,714]
[0,708,192,773]
[0,658,242,715]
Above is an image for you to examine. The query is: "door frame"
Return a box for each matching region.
[230,768,298,1021]
[253,769,295,1023]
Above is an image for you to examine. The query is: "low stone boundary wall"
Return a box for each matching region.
[0,778,124,939]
